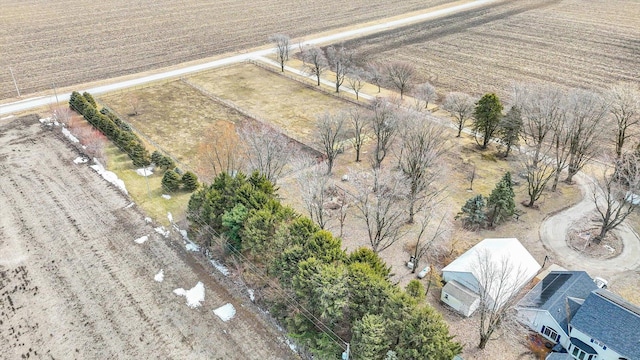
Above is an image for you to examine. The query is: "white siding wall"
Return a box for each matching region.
[569,327,624,360]
[517,309,569,349]
[441,288,472,317]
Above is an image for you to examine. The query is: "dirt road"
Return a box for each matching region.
[0,116,295,359]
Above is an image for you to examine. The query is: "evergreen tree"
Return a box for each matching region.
[486,172,516,227]
[473,93,503,149]
[83,92,97,108]
[498,106,523,157]
[351,314,391,360]
[348,247,391,279]
[151,151,163,166]
[181,171,199,192]
[222,203,248,251]
[405,280,425,302]
[395,306,462,360]
[161,169,181,192]
[455,194,487,230]
[157,155,175,171]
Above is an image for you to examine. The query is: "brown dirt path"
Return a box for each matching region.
[0,115,295,359]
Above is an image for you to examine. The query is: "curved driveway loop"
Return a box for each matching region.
[539,172,640,278]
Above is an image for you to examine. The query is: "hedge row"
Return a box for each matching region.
[69,91,150,167]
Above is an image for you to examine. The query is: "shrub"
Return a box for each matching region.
[161,170,181,192]
[181,171,199,192]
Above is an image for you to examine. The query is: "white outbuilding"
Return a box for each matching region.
[441,238,541,316]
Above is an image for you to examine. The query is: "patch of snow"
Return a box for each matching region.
[125,202,135,209]
[154,269,164,282]
[162,194,171,199]
[90,161,128,195]
[134,235,149,244]
[136,167,153,177]
[38,116,51,124]
[144,217,152,223]
[73,156,88,164]
[61,127,79,143]
[179,229,189,241]
[154,226,170,238]
[185,242,200,252]
[248,289,255,302]
[213,303,236,322]
[167,212,173,223]
[210,259,230,276]
[173,281,205,308]
[54,121,60,126]
[603,244,615,253]
[284,338,298,352]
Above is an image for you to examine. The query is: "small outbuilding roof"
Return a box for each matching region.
[442,238,540,276]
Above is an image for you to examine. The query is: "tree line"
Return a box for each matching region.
[69,91,199,193]
[187,171,462,359]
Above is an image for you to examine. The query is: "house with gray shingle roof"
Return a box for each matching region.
[516,271,598,350]
[567,289,640,360]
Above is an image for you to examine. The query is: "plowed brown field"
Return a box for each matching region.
[0,115,296,359]
[0,0,454,100]
[343,0,640,98]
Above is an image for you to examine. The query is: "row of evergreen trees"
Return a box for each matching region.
[69,91,150,167]
[187,171,462,359]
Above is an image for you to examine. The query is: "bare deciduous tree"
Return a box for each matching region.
[592,153,640,243]
[349,107,367,162]
[607,82,640,158]
[385,61,416,99]
[514,83,566,206]
[238,121,291,184]
[198,123,245,179]
[365,62,384,93]
[520,143,557,208]
[269,34,290,72]
[326,45,353,93]
[396,114,447,223]
[350,167,408,253]
[442,92,475,137]
[301,46,328,86]
[550,107,571,191]
[316,112,346,174]
[564,89,608,183]
[410,209,448,275]
[369,98,399,169]
[474,250,532,349]
[413,82,437,111]
[346,67,366,100]
[296,160,332,229]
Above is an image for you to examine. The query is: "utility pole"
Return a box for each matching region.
[9,67,20,97]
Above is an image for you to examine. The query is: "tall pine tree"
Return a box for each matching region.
[473,93,503,149]
[486,172,516,227]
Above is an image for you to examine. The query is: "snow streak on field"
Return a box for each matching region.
[0,116,294,359]
[0,0,455,99]
[345,0,640,97]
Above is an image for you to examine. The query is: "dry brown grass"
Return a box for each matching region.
[343,0,640,98]
[0,0,457,100]
[186,63,356,146]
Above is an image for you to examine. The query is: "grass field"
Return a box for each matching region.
[0,0,456,100]
[342,0,640,98]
